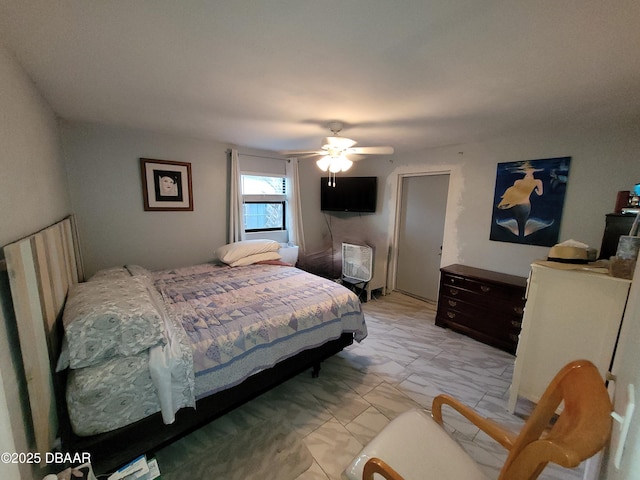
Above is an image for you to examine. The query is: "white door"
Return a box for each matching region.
[395,174,449,302]
[600,259,640,480]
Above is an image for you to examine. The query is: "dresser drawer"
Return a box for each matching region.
[439,281,525,318]
[436,307,520,353]
[437,297,522,340]
[441,274,521,300]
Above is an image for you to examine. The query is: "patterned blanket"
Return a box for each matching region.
[153,263,367,398]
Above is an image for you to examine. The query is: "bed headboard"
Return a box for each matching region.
[3,216,83,456]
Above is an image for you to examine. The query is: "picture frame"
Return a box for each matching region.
[489,156,571,247]
[140,158,193,211]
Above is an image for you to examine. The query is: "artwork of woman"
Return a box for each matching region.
[496,162,548,237]
[159,174,179,197]
[490,157,571,247]
[152,169,182,201]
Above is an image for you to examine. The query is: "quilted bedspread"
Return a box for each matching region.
[153,262,367,398]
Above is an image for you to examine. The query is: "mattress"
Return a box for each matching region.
[66,262,367,435]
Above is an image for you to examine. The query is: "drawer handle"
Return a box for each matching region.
[447,312,456,319]
[513,306,524,315]
[480,285,491,293]
[509,333,519,341]
[449,277,455,284]
[448,300,457,307]
[511,320,521,328]
[449,288,459,296]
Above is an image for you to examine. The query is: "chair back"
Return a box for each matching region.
[500,359,612,479]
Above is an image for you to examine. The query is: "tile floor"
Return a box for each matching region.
[161,292,586,480]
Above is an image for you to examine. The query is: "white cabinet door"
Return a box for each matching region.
[508,262,631,412]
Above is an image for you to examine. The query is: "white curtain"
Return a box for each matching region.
[286,158,306,252]
[228,149,245,243]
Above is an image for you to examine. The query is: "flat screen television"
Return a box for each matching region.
[321,176,377,212]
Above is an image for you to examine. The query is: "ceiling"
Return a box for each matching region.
[1,1,639,154]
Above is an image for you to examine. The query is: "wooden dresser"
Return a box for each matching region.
[435,264,527,354]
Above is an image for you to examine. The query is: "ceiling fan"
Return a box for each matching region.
[281,121,394,178]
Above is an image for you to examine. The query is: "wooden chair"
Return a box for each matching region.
[343,359,612,480]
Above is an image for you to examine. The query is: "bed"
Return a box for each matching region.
[3,217,367,474]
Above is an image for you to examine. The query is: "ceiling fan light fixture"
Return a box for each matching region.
[339,157,353,171]
[316,157,331,171]
[324,155,352,173]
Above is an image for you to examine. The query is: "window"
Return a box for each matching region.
[241,175,286,232]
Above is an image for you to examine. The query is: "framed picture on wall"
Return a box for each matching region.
[489,156,571,247]
[140,158,193,211]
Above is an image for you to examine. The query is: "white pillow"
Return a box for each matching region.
[215,239,280,264]
[229,251,281,267]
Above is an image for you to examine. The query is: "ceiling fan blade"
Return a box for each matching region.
[279,150,325,156]
[322,136,357,149]
[347,146,395,155]
[297,152,328,159]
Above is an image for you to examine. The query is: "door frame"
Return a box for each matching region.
[388,168,453,294]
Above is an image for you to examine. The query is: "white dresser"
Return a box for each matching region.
[508,261,631,413]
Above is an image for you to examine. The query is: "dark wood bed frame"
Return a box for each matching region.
[3,216,355,476]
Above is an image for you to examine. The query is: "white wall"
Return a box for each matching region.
[0,56,70,243]
[300,123,640,287]
[61,122,231,277]
[0,42,71,480]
